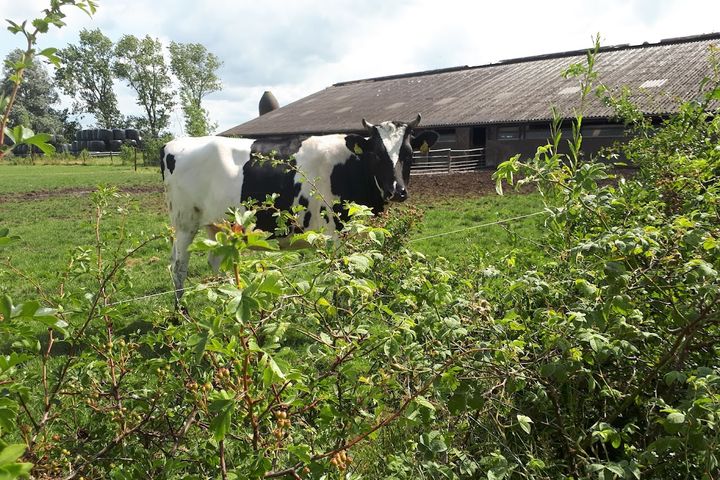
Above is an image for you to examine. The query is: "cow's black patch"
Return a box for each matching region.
[303,212,312,229]
[251,136,306,158]
[330,155,385,221]
[160,146,166,180]
[241,147,300,234]
[330,204,345,230]
[166,154,176,174]
[298,195,309,208]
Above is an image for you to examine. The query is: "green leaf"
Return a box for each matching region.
[605,463,625,476]
[188,333,209,363]
[38,47,61,66]
[667,412,685,424]
[0,228,17,249]
[419,431,447,454]
[23,133,55,155]
[703,235,718,251]
[287,444,311,463]
[265,353,285,380]
[447,391,468,414]
[18,301,40,318]
[0,398,19,432]
[368,230,385,246]
[575,278,598,297]
[209,394,234,442]
[0,353,32,374]
[0,462,33,478]
[257,272,282,295]
[414,396,436,411]
[8,125,31,143]
[707,85,720,101]
[664,371,686,386]
[34,316,68,337]
[0,444,25,466]
[516,414,533,434]
[344,253,372,272]
[0,296,11,319]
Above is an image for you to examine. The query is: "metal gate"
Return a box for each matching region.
[411,147,485,175]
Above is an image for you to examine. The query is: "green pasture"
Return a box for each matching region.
[0,163,159,194]
[0,164,544,317]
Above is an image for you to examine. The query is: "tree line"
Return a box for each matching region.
[1,28,223,144]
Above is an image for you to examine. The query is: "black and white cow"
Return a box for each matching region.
[160,115,438,297]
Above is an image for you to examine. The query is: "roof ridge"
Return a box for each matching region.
[332,32,720,87]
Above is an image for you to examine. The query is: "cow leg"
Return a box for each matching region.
[206,224,223,272]
[171,227,198,305]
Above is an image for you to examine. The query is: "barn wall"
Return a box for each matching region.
[480,122,629,167]
[485,137,627,166]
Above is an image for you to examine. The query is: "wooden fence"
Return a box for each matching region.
[411,147,485,175]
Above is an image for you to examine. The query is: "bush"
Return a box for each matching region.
[141,135,171,166]
[119,143,135,165]
[488,42,720,478]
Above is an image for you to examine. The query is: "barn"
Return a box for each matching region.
[221,33,720,170]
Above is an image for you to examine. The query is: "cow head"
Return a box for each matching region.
[345,114,438,202]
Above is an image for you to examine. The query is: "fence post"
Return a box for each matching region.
[447,150,452,174]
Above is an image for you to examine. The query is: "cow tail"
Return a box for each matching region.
[160,145,166,180]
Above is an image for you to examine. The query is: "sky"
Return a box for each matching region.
[1,0,719,136]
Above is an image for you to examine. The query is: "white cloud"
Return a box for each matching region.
[2,0,719,135]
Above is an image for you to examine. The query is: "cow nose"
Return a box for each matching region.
[394,188,408,201]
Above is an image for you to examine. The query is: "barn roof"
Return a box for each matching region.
[221,33,720,137]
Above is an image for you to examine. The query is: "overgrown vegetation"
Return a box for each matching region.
[1,17,718,480]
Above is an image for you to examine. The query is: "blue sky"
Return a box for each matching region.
[1,0,719,135]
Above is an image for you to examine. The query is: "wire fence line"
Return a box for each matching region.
[103,210,547,308]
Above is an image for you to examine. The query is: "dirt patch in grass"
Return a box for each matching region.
[0,184,162,203]
[408,170,528,202]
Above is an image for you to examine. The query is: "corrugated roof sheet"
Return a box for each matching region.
[222,33,720,137]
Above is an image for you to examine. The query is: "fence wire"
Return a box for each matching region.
[103,210,547,308]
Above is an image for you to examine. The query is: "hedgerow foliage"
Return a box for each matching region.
[1,42,719,480]
[487,42,720,479]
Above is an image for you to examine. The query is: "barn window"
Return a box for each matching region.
[525,124,552,140]
[497,126,520,140]
[581,124,626,137]
[434,128,456,145]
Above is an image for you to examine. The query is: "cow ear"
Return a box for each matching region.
[345,134,370,155]
[411,130,439,153]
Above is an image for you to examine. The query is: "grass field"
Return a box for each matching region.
[0,164,545,321]
[0,163,159,194]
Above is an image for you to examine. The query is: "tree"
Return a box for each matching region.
[168,41,222,136]
[2,49,65,135]
[55,28,121,128]
[113,34,174,138]
[0,0,97,159]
